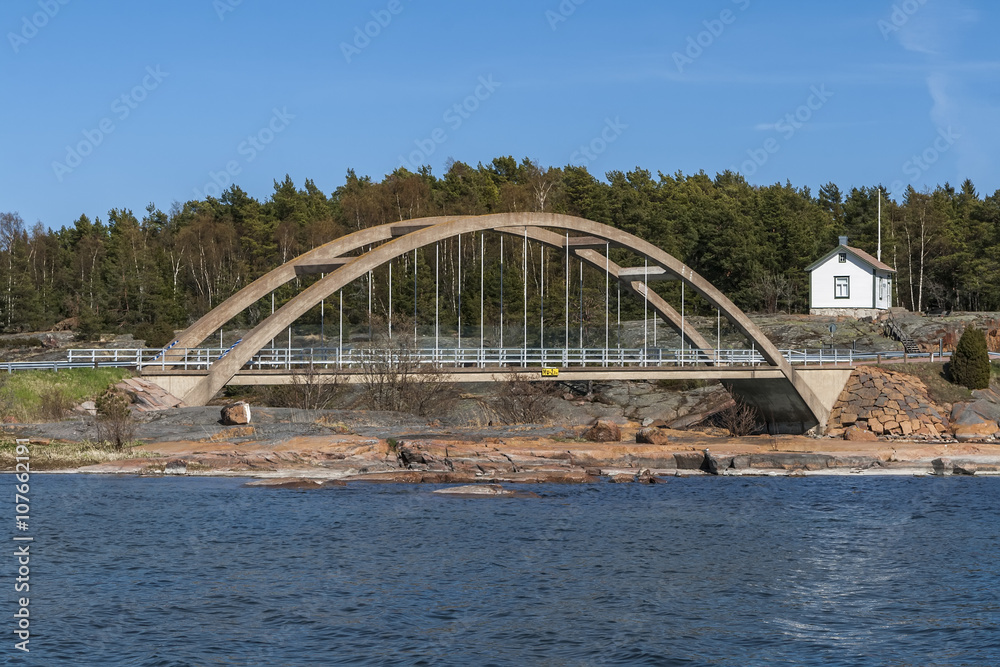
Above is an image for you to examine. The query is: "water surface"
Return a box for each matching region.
[10,475,1000,665]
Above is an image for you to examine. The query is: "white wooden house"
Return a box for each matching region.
[805,237,895,317]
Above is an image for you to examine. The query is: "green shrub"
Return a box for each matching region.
[950,327,991,390]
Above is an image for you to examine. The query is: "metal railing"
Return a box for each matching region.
[3,347,996,374]
[54,346,862,371]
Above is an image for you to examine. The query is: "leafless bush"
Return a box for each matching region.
[263,363,344,409]
[478,369,552,425]
[94,388,136,451]
[717,394,762,437]
[38,388,73,421]
[358,316,457,417]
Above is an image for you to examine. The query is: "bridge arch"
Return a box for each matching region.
[167,213,827,429]
[164,215,712,360]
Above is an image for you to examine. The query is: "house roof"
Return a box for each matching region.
[805,245,896,273]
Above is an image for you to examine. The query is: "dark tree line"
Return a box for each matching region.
[3,159,999,346]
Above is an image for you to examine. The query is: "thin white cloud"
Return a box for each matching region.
[753,120,877,133]
[887,1,997,192]
[893,0,978,55]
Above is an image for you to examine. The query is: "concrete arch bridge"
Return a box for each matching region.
[141,213,853,433]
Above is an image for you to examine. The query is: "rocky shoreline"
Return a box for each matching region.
[5,360,998,483]
[11,408,999,482]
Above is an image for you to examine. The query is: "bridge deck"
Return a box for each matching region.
[208,365,799,385]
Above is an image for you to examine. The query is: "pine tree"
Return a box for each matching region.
[950,327,991,390]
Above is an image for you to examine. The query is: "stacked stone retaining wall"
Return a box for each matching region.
[827,366,948,438]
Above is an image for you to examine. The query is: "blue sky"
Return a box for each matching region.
[3,0,998,229]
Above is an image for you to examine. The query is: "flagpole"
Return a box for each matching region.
[877,187,882,262]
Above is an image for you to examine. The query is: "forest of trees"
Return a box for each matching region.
[2,157,999,347]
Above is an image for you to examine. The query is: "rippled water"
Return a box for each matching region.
[11,475,1000,665]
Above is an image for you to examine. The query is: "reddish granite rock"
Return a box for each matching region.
[635,427,669,445]
[953,421,998,442]
[584,419,622,442]
[845,426,878,442]
[221,401,251,425]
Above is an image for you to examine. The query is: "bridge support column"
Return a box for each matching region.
[140,374,206,402]
[723,367,852,435]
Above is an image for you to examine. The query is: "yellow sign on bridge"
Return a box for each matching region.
[541,368,559,377]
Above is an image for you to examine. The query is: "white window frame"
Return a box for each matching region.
[834,276,850,299]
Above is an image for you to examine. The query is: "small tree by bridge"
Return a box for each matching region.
[950,327,991,390]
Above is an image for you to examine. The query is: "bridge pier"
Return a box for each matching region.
[724,367,852,434]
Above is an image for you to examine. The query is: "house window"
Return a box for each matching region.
[835,276,850,299]
[838,252,847,263]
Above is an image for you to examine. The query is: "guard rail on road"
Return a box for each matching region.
[0,347,993,374]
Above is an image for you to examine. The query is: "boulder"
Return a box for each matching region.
[674,451,706,470]
[731,455,751,470]
[952,462,977,476]
[953,421,998,443]
[163,459,187,475]
[636,469,665,484]
[844,426,878,441]
[221,401,251,425]
[396,441,428,468]
[931,457,954,476]
[700,449,720,475]
[608,473,635,483]
[584,419,622,442]
[635,427,669,445]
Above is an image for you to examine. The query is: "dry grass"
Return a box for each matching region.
[0,439,155,471]
[877,362,973,405]
[314,415,352,433]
